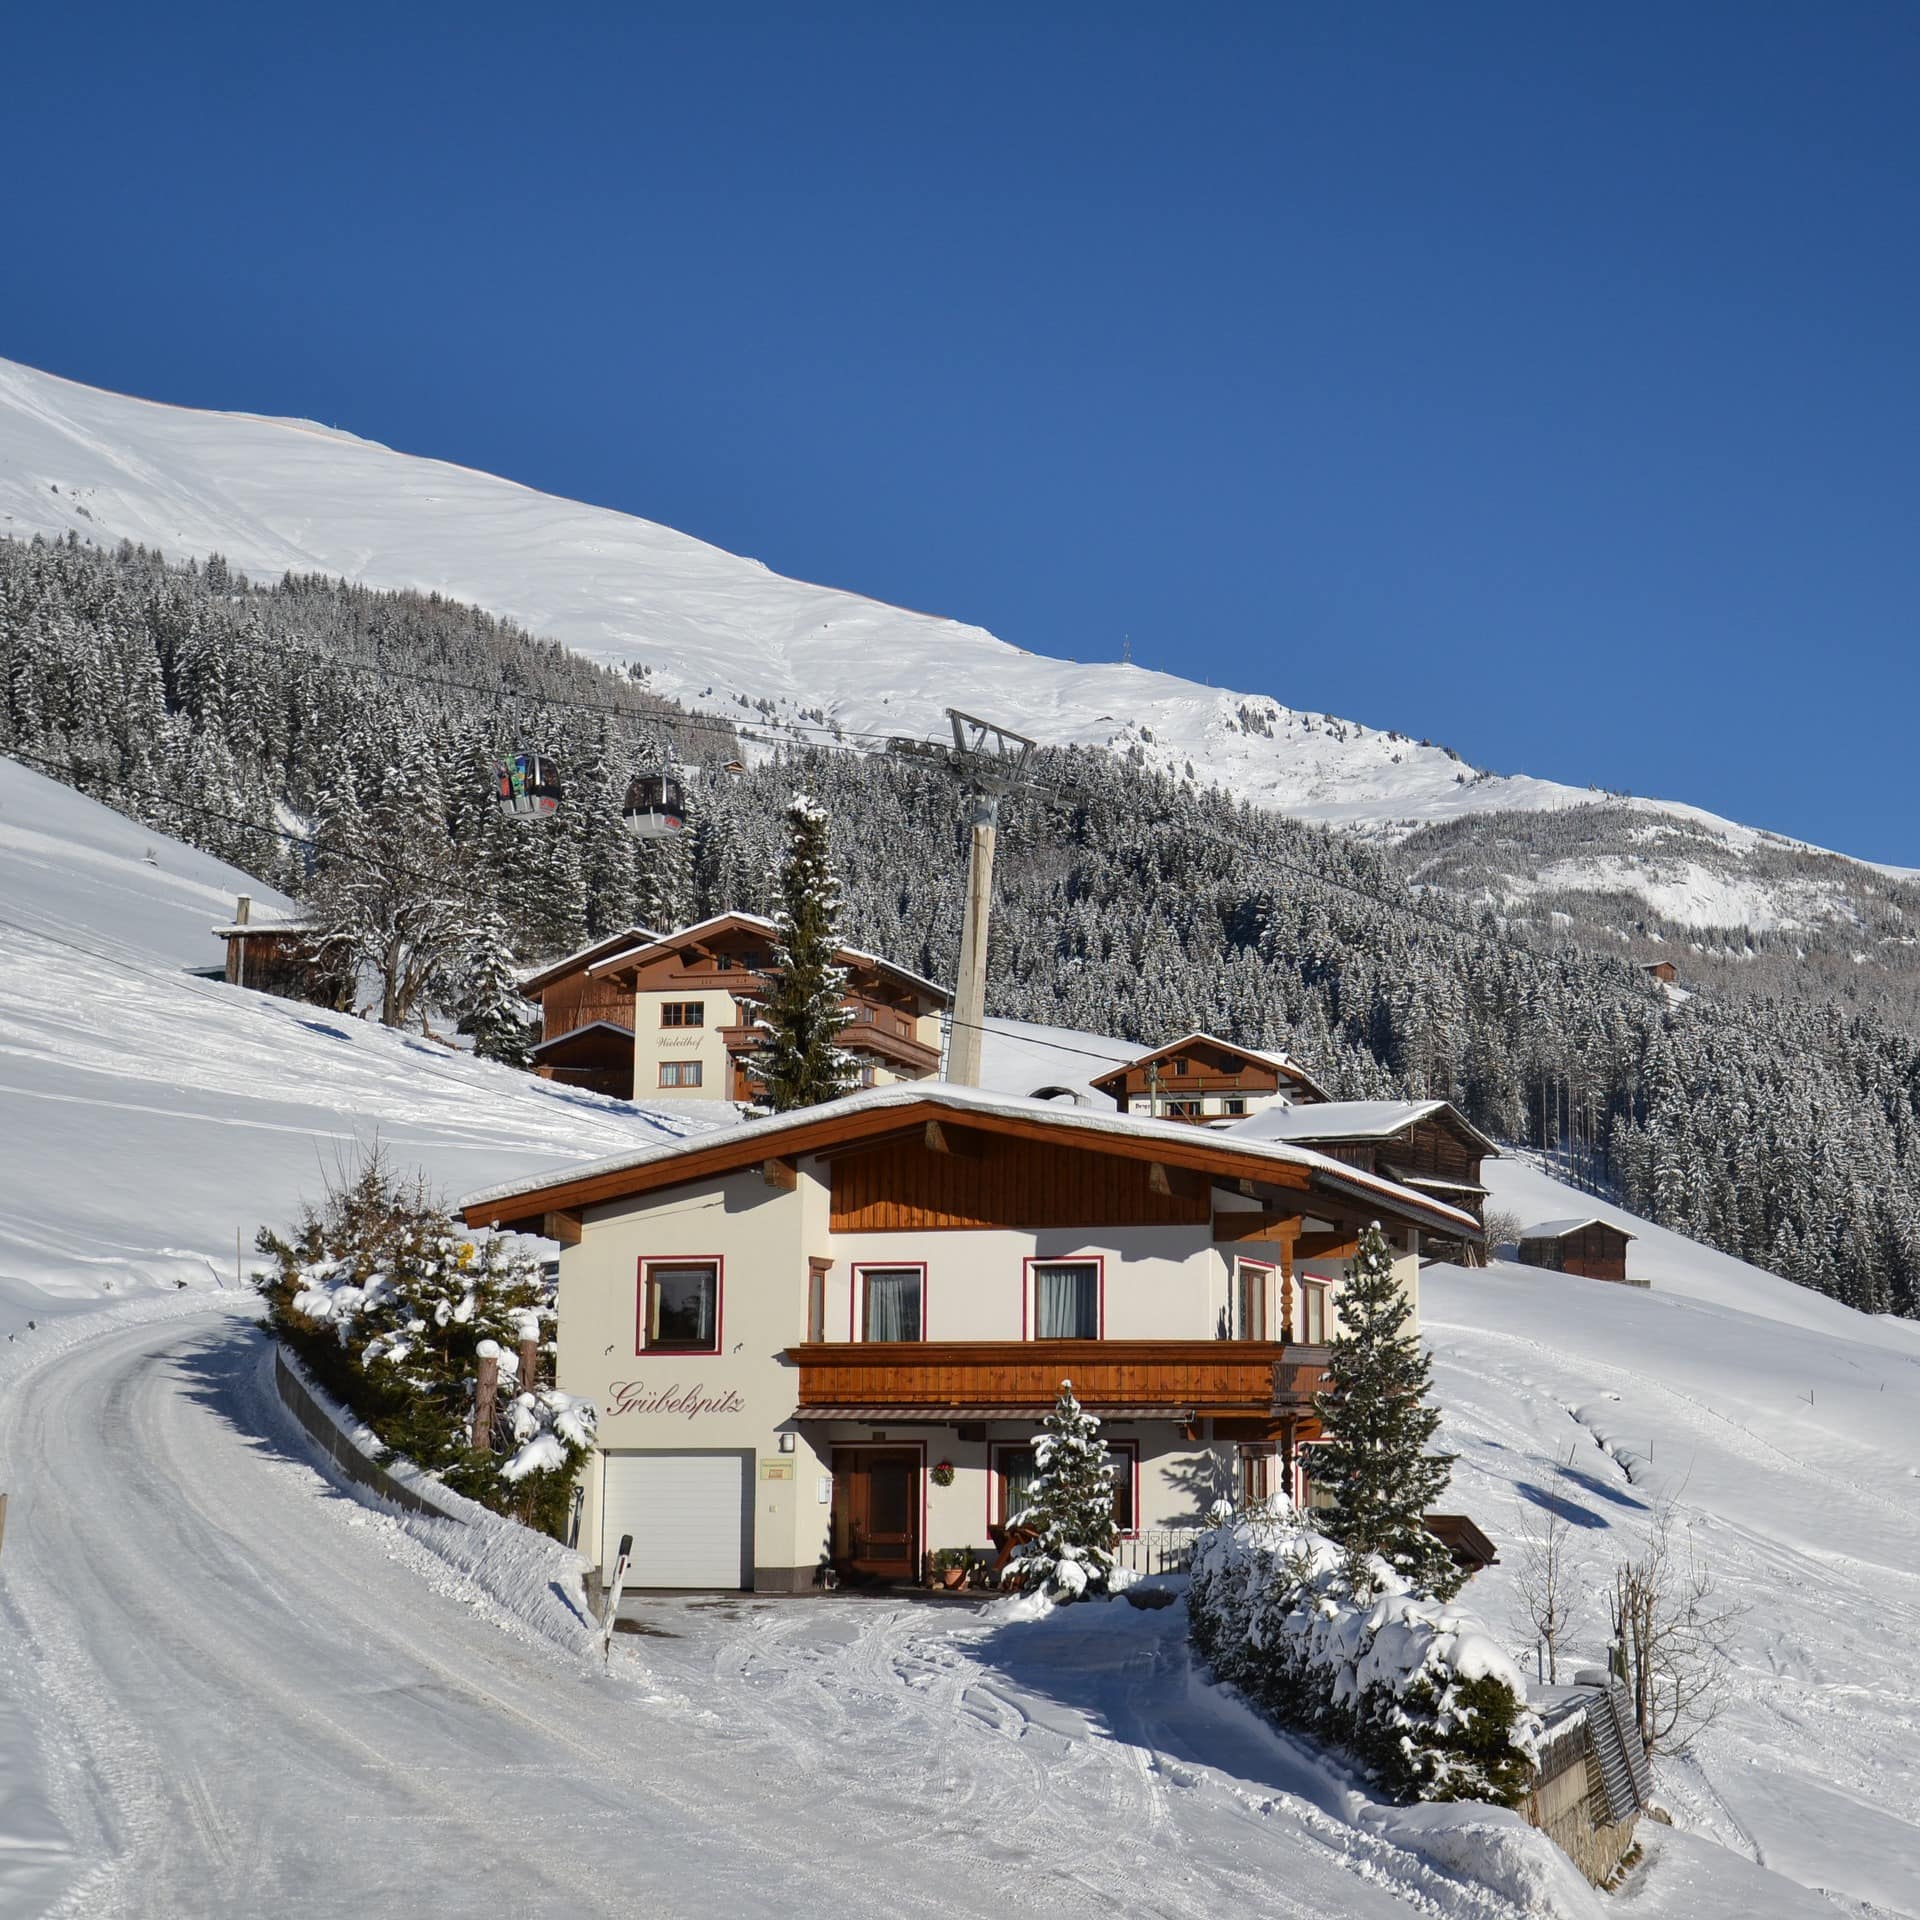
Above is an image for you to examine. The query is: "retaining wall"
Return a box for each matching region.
[271,1345,466,1524]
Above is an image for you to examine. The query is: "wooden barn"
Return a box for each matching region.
[1642,960,1678,985]
[1517,1218,1639,1285]
[210,898,336,1006]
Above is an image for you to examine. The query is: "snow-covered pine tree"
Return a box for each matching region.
[745,795,856,1112]
[1310,1221,1462,1599]
[301,738,479,1028]
[1007,1381,1119,1601]
[457,915,534,1067]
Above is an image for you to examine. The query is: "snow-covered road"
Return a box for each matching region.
[0,1307,1647,1920]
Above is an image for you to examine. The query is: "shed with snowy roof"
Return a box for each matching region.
[1517,1218,1639,1286]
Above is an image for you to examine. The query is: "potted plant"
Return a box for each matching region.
[932,1547,971,1590]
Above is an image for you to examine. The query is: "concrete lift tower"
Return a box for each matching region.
[890,709,1037,1088]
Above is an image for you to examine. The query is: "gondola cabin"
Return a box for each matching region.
[494,752,563,821]
[623,771,686,839]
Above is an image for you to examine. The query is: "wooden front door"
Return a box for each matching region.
[833,1448,920,1582]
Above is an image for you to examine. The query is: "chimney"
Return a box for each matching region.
[235,894,252,926]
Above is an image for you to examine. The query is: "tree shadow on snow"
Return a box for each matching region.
[1556,1465,1647,1511]
[1517,1483,1610,1529]
[960,1600,1373,1824]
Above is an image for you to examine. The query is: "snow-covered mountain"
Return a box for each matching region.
[1,353,1888,934]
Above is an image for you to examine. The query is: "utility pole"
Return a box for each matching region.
[940,710,1036,1088]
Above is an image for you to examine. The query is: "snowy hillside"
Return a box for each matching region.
[1,771,1915,1912]
[0,756,722,1324]
[1,353,1885,932]
[1430,1155,1920,1915]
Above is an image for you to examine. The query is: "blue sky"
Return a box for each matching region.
[4,4,1917,858]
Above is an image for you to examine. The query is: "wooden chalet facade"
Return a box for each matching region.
[1518,1218,1638,1286]
[519,926,664,1100]
[582,913,949,1103]
[1090,1033,1331,1126]
[1231,1099,1498,1263]
[461,1085,1482,1593]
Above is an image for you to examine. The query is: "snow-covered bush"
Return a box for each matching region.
[1189,1507,1539,1807]
[256,1151,595,1537]
[1005,1381,1119,1602]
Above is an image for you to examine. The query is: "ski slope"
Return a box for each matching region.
[0,756,720,1326]
[0,353,1823,864]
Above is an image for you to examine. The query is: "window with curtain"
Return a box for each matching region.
[997,1443,1134,1532]
[1032,1260,1099,1339]
[861,1267,923,1341]
[644,1261,718,1351]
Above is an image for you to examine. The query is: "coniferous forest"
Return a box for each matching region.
[4,530,1917,1318]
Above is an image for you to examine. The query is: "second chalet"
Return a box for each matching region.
[521,912,952,1104]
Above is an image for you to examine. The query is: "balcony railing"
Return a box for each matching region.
[784,1340,1330,1419]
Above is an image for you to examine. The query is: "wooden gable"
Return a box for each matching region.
[828,1127,1213,1233]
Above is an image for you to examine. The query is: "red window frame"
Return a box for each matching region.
[1300,1274,1333,1345]
[851,1261,928,1342]
[635,1255,723,1356]
[1021,1254,1105,1340]
[1233,1258,1273,1341]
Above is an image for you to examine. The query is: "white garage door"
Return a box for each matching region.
[600,1451,750,1590]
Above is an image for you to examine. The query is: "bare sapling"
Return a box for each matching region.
[1608,1499,1740,1754]
[1512,1475,1575,1683]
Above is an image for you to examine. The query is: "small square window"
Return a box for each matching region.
[641,1260,719,1352]
[661,1001,704,1028]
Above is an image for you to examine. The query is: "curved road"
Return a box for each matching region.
[0,1309,1522,1920]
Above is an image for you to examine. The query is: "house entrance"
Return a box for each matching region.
[831,1447,921,1582]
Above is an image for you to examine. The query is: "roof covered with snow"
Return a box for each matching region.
[1087,1030,1332,1099]
[583,910,951,1005]
[1520,1216,1635,1241]
[1230,1099,1500,1155]
[459,1079,1481,1237]
[516,925,665,995]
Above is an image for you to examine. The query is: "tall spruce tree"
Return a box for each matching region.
[1008,1381,1119,1601]
[457,914,534,1068]
[1311,1221,1462,1598]
[746,796,856,1112]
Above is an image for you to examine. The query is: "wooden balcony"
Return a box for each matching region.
[783,1340,1331,1422]
[721,1019,940,1077]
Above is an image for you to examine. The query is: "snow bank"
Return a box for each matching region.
[1189,1510,1538,1806]
[1363,1801,1601,1919]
